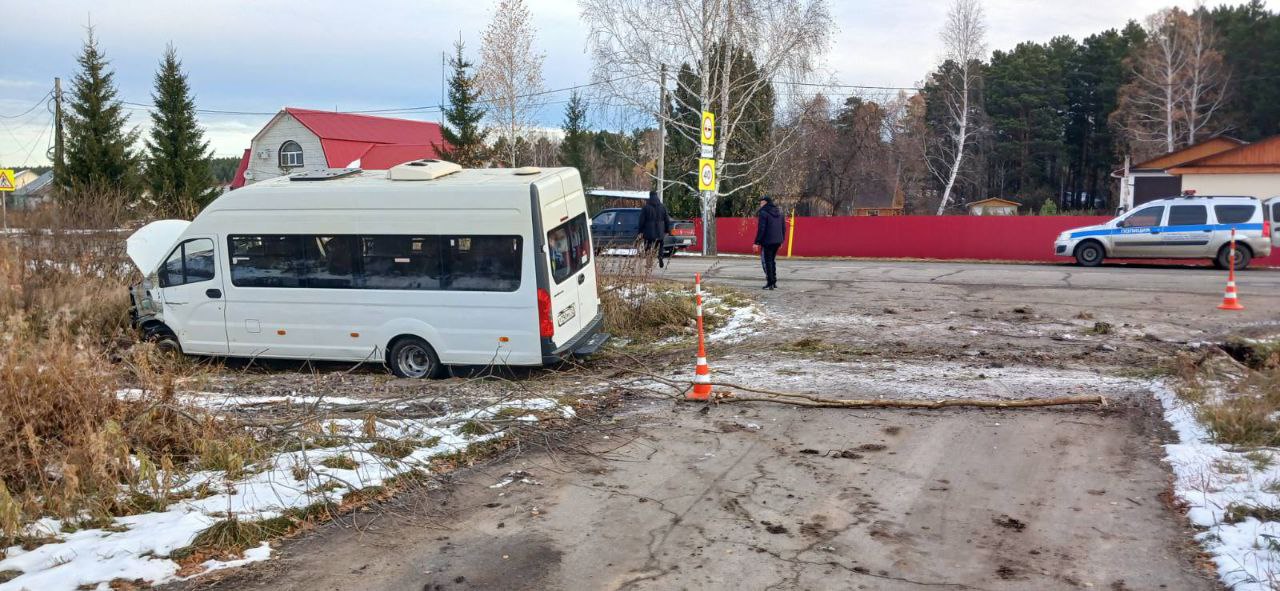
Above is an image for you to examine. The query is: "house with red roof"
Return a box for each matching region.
[231,108,446,189]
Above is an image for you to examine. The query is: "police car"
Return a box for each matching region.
[1054,194,1276,269]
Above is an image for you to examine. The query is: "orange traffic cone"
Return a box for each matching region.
[1218,230,1245,311]
[690,273,712,401]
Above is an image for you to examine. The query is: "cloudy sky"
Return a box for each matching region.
[0,0,1202,167]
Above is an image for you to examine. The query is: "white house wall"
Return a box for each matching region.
[1181,173,1280,200]
[244,114,325,185]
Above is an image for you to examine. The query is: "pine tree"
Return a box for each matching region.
[58,27,140,198]
[145,44,215,218]
[558,91,591,187]
[437,40,488,167]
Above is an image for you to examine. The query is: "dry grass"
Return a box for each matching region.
[1178,342,1280,448]
[173,515,293,559]
[0,196,222,545]
[596,252,732,344]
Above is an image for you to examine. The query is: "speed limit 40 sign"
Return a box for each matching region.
[698,158,716,191]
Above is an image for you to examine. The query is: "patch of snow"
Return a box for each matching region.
[116,389,368,408]
[1154,382,1280,591]
[706,297,763,345]
[687,355,1135,402]
[0,398,573,591]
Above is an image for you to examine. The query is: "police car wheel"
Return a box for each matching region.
[1074,242,1104,267]
[1216,244,1252,271]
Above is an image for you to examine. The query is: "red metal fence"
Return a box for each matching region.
[691,216,1279,267]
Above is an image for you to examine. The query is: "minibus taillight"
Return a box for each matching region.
[537,288,554,338]
[1266,220,1272,236]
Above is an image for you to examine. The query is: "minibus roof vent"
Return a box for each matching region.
[513,166,542,175]
[387,159,463,181]
[288,168,362,181]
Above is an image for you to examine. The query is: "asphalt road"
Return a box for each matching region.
[178,258,1256,591]
[663,256,1280,331]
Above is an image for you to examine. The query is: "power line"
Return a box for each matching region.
[19,118,53,168]
[119,73,652,118]
[0,92,52,119]
[779,81,921,91]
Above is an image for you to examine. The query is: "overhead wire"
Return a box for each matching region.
[0,91,52,119]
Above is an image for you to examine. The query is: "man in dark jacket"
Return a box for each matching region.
[752,196,785,289]
[637,190,672,268]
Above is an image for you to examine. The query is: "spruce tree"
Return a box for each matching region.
[145,44,215,218]
[58,27,140,198]
[437,40,488,167]
[558,90,591,186]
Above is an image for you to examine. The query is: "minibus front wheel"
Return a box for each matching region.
[388,336,442,379]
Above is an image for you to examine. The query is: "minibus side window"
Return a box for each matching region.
[443,236,522,292]
[229,236,302,288]
[361,235,445,290]
[299,236,356,289]
[547,214,592,284]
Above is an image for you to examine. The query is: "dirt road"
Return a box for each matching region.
[177,259,1271,591]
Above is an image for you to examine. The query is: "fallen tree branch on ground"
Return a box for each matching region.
[703,382,1106,409]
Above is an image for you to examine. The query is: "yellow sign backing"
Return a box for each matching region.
[0,169,14,192]
[698,159,716,192]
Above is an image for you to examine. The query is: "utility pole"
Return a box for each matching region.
[53,77,65,173]
[440,50,447,126]
[656,64,666,202]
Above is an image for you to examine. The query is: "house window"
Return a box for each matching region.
[279,141,304,169]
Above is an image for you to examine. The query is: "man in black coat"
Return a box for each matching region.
[752,195,785,289]
[637,190,672,268]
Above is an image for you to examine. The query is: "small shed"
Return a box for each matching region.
[967,198,1020,216]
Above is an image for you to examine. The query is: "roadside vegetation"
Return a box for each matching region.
[1175,339,1280,447]
[596,251,748,347]
[0,195,200,543]
[1165,338,1280,588]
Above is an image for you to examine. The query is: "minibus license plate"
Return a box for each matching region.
[557,304,576,326]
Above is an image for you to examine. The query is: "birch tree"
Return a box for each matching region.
[1181,9,1228,147]
[930,0,986,215]
[1113,7,1228,159]
[579,0,831,254]
[478,0,545,167]
[1114,9,1186,156]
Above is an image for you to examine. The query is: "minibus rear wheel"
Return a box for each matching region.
[388,336,442,379]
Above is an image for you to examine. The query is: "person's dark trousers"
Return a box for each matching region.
[761,244,781,286]
[646,239,666,268]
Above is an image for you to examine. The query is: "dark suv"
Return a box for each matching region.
[590,208,697,256]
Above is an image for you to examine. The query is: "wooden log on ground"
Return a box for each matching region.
[702,382,1106,410]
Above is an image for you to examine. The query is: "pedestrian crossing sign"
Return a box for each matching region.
[0,169,13,192]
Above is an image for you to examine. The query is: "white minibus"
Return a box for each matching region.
[126,161,607,378]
